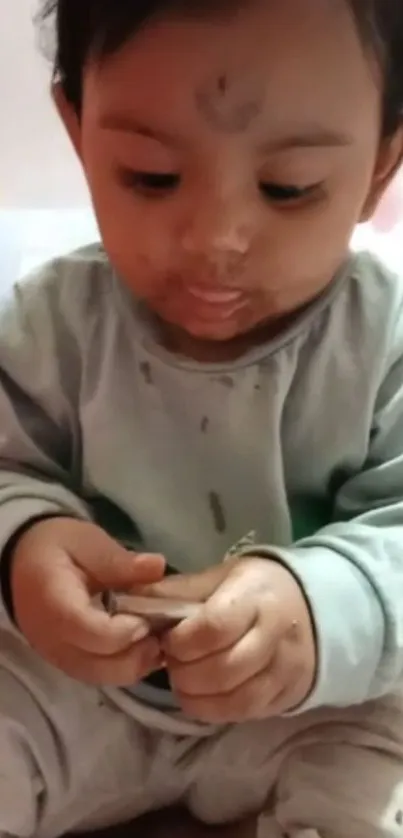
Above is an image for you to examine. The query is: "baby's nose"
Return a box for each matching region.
[181,207,255,267]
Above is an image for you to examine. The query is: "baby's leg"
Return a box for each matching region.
[0,626,182,837]
[274,737,401,838]
[273,702,403,837]
[0,665,42,836]
[272,693,403,838]
[185,694,403,838]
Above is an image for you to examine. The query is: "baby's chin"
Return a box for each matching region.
[156,312,276,362]
[167,311,258,345]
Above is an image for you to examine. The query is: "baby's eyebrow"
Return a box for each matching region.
[99,112,353,153]
[99,114,181,147]
[259,128,355,153]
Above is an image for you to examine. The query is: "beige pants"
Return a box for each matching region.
[1,627,403,838]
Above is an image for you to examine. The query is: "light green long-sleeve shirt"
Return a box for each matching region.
[0,244,403,719]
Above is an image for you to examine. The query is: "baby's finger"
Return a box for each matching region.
[64,607,152,655]
[43,561,151,654]
[47,636,163,687]
[163,584,256,663]
[76,545,166,592]
[176,642,306,722]
[167,624,276,697]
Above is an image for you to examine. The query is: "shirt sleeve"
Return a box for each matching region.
[241,311,403,711]
[0,268,91,618]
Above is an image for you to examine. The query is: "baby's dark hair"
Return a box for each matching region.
[38,0,403,135]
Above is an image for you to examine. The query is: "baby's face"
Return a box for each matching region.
[72,0,390,358]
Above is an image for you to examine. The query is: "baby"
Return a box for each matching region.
[1,0,403,835]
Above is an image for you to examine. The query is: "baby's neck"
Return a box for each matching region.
[158,312,301,364]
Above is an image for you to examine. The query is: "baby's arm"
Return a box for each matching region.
[240,319,403,711]
[0,266,90,618]
[0,265,165,685]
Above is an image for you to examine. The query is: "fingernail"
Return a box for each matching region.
[132,624,149,642]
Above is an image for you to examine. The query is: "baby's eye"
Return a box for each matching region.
[259,182,321,205]
[119,168,181,196]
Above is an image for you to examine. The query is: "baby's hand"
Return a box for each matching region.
[11,518,164,685]
[148,558,316,723]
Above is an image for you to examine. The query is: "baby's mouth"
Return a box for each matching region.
[185,284,245,305]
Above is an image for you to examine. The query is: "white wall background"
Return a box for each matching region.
[0,0,89,207]
[0,1,98,287]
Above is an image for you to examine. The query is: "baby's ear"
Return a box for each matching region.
[52,82,83,160]
[360,126,403,222]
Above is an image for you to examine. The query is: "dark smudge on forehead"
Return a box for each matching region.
[195,71,265,133]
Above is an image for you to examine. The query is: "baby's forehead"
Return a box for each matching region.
[83,1,379,145]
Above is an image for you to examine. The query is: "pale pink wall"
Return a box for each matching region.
[0,0,89,207]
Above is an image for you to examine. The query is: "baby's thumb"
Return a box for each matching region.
[74,528,166,591]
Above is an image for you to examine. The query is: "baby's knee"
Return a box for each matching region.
[275,738,403,838]
[0,716,43,836]
[0,662,63,836]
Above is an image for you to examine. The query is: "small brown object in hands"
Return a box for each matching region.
[104,592,202,633]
